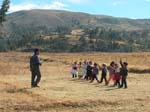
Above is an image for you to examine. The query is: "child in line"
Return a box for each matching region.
[71,62,78,78]
[90,63,100,83]
[82,61,87,79]
[70,60,129,89]
[86,61,93,81]
[107,61,115,85]
[78,62,83,79]
[120,60,128,89]
[114,63,121,87]
[100,64,108,85]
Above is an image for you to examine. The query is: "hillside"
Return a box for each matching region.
[4,10,150,33]
[1,10,150,52]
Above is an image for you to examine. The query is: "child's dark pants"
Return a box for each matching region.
[100,75,107,84]
[91,74,99,82]
[120,76,127,88]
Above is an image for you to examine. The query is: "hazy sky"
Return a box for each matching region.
[0,0,150,19]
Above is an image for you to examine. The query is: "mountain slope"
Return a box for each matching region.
[4,9,150,34]
[1,9,150,52]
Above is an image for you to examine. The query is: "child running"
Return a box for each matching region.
[90,63,100,83]
[100,64,108,85]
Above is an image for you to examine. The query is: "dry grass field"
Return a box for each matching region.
[0,52,150,112]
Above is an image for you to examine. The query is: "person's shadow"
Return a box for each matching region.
[105,87,120,91]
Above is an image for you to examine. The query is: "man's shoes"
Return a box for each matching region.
[31,84,40,88]
[35,84,40,88]
[31,85,36,88]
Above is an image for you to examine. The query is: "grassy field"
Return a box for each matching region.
[0,52,150,112]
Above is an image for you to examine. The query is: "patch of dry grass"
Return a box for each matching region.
[0,52,150,112]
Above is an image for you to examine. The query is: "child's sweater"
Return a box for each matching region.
[102,67,107,76]
[120,68,128,76]
[93,67,99,75]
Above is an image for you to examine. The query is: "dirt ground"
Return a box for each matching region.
[0,52,150,112]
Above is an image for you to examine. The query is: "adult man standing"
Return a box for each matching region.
[30,49,42,88]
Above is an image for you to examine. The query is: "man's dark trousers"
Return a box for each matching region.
[31,70,41,87]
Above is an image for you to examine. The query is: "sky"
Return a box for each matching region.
[0,0,150,19]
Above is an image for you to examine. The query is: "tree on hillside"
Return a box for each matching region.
[0,0,10,51]
[0,0,10,25]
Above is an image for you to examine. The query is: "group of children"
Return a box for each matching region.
[71,60,128,89]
